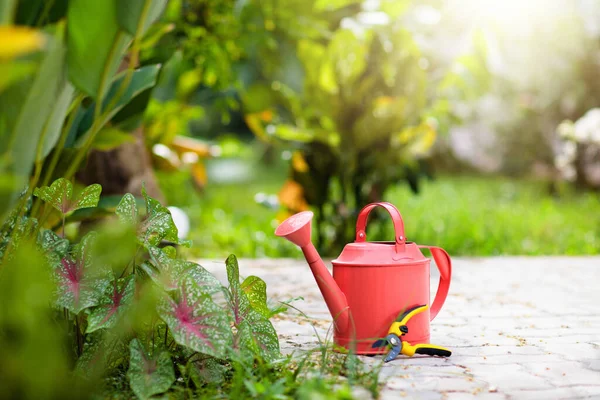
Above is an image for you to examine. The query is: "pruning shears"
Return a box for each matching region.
[372,304,452,362]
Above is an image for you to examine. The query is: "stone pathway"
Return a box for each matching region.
[201,257,600,399]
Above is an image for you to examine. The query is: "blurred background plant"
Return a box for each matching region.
[3,0,598,258]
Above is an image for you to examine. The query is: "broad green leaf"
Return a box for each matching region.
[72,183,102,211]
[116,193,139,226]
[53,232,112,314]
[225,255,247,325]
[33,179,102,215]
[38,80,75,160]
[241,276,271,318]
[190,357,226,387]
[75,333,127,379]
[158,275,232,359]
[318,61,338,94]
[225,255,280,361]
[0,61,37,92]
[139,185,181,246]
[37,229,69,266]
[162,245,177,259]
[91,127,136,151]
[33,178,72,215]
[67,0,132,98]
[128,339,175,400]
[73,65,161,147]
[145,246,221,294]
[86,276,134,333]
[0,25,65,216]
[236,309,280,362]
[328,29,368,87]
[117,0,168,37]
[0,0,16,24]
[273,124,315,142]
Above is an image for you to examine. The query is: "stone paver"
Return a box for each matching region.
[201,257,600,399]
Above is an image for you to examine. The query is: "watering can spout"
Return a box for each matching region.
[275,212,350,334]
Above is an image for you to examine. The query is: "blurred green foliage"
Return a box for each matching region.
[0,0,167,226]
[176,167,600,258]
[0,179,380,398]
[239,1,490,253]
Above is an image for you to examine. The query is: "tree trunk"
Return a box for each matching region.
[76,126,164,202]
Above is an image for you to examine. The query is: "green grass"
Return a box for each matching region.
[385,177,600,256]
[158,166,600,258]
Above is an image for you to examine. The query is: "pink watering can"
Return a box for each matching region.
[275,202,452,355]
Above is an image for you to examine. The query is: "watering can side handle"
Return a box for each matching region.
[418,246,452,321]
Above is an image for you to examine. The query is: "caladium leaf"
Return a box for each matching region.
[241,276,271,319]
[75,332,126,378]
[72,183,102,211]
[38,229,69,257]
[158,275,232,359]
[225,254,248,326]
[190,356,227,386]
[33,178,72,215]
[86,275,134,333]
[144,246,221,294]
[33,178,102,216]
[127,339,175,400]
[225,255,280,361]
[140,186,179,246]
[115,193,138,226]
[54,232,112,314]
[162,245,177,259]
[235,309,280,362]
[37,229,69,267]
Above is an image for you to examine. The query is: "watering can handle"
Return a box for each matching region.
[418,246,452,321]
[355,202,406,253]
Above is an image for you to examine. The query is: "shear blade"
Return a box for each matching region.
[384,345,401,363]
[372,339,387,348]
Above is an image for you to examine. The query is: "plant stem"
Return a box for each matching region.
[35,0,56,26]
[31,93,84,219]
[75,314,83,356]
[151,322,155,352]
[164,325,169,347]
[61,215,65,238]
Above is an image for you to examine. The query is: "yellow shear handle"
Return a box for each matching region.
[387,304,429,336]
[402,342,452,357]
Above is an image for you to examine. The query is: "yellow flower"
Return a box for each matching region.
[0,26,46,59]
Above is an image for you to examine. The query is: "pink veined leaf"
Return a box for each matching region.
[143,246,222,294]
[158,276,232,359]
[54,232,112,314]
[128,339,175,400]
[87,275,135,333]
[33,178,101,215]
[225,255,279,361]
[115,193,139,226]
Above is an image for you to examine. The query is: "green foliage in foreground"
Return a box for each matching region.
[176,172,599,258]
[0,179,381,399]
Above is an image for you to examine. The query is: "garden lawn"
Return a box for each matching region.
[160,169,600,258]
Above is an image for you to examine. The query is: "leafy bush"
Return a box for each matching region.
[0,179,381,399]
[242,2,489,253]
[0,0,170,226]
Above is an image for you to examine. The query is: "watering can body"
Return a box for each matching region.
[275,202,452,355]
